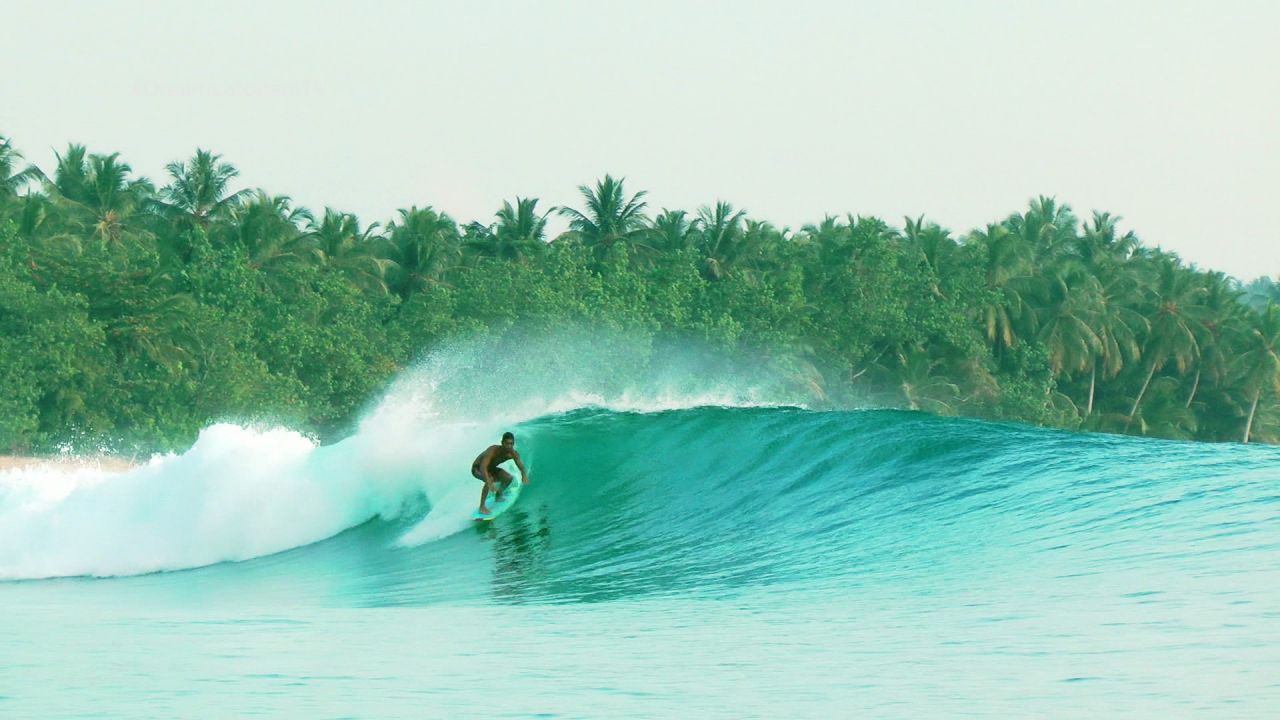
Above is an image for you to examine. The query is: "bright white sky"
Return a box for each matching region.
[4,0,1277,279]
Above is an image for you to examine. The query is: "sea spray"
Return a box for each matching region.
[376,326,810,545]
[374,326,810,426]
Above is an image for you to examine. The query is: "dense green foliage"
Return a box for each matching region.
[2,134,1278,452]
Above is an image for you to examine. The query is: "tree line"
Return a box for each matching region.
[1,134,1278,453]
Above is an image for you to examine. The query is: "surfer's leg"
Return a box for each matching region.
[473,466,492,514]
[494,469,514,500]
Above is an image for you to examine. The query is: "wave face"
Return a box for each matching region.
[4,403,1276,607]
[402,405,1280,605]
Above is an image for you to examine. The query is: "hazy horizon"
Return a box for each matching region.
[4,0,1277,280]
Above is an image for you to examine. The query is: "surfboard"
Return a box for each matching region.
[471,480,523,522]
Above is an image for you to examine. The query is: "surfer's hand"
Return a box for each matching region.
[521,476,529,485]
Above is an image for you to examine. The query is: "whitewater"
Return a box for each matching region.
[2,333,1278,718]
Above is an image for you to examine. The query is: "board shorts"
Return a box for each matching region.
[472,464,512,483]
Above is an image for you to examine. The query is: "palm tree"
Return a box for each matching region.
[1241,276,1280,311]
[1123,376,1200,440]
[109,289,202,377]
[968,222,1033,353]
[153,149,249,228]
[11,192,51,241]
[694,200,747,280]
[799,215,849,261]
[1084,274,1146,417]
[384,205,462,298]
[873,344,962,415]
[645,209,696,253]
[1125,258,1207,432]
[796,215,850,297]
[1033,270,1102,378]
[216,191,315,284]
[1056,212,1146,418]
[45,145,155,246]
[465,197,549,262]
[1076,211,1139,269]
[304,208,391,294]
[1185,273,1245,408]
[557,174,650,255]
[49,144,91,203]
[902,216,956,297]
[0,135,41,202]
[1238,303,1280,443]
[1009,195,1078,260]
[740,219,787,282]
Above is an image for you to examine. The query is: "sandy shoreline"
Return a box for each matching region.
[0,455,137,472]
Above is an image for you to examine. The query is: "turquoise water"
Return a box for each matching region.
[3,373,1279,717]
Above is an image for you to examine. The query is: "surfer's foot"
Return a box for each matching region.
[479,506,491,515]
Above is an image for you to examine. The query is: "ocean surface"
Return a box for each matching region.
[2,345,1278,718]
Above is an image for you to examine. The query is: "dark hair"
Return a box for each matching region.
[502,431,515,442]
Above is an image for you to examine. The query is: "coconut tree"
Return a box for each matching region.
[693,200,747,280]
[44,145,155,247]
[1057,212,1146,417]
[1076,211,1139,269]
[796,215,851,297]
[1241,276,1280,311]
[153,149,249,228]
[968,222,1033,354]
[304,208,391,294]
[872,343,962,415]
[1125,258,1207,432]
[13,193,51,241]
[108,286,201,377]
[48,144,91,203]
[216,191,315,287]
[1184,272,1245,408]
[1238,303,1280,443]
[384,205,462,298]
[902,216,957,297]
[1123,376,1200,440]
[799,215,850,263]
[1084,274,1146,416]
[1033,270,1102,378]
[1009,195,1078,260]
[465,197,549,263]
[496,197,549,248]
[739,219,787,282]
[0,135,41,202]
[557,175,650,255]
[645,209,696,253]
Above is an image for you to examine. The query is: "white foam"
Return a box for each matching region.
[0,424,428,579]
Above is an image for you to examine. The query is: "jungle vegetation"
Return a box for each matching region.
[1,134,1278,453]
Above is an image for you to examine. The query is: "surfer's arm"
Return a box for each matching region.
[513,451,529,484]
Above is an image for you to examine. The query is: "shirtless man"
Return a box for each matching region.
[472,431,529,515]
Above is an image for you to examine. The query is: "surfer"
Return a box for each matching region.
[473,431,529,515]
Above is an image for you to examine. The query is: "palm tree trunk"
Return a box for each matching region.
[1125,362,1158,433]
[1087,361,1096,416]
[1243,388,1261,444]
[1185,368,1201,408]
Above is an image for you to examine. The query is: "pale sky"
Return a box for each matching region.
[4,0,1277,279]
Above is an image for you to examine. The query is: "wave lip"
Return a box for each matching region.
[0,424,423,580]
